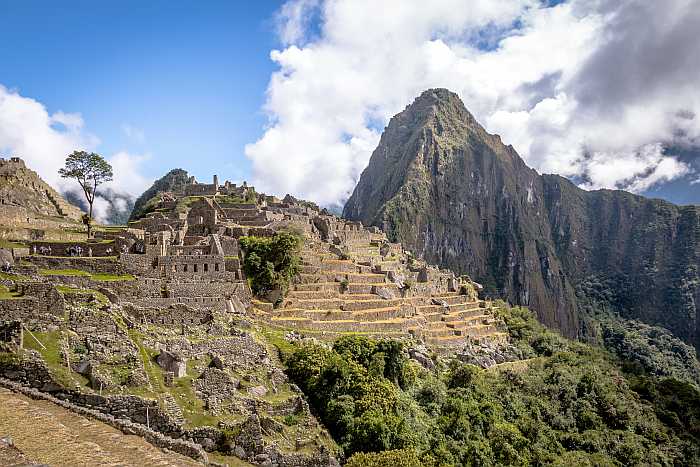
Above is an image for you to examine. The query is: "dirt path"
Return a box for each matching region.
[0,387,202,467]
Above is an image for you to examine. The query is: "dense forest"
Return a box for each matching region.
[276,305,700,465]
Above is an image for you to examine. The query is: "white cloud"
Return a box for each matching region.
[105,150,151,196]
[121,123,145,143]
[275,0,321,45]
[0,85,152,222]
[0,84,96,189]
[248,0,699,207]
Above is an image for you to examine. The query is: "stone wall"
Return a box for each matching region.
[0,320,22,352]
[24,256,126,274]
[119,253,154,276]
[129,213,185,235]
[220,237,240,256]
[166,279,250,300]
[184,183,217,196]
[123,303,214,327]
[104,277,162,298]
[0,282,65,329]
[30,239,121,257]
[159,254,225,278]
[129,296,226,311]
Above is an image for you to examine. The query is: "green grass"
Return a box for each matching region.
[39,268,91,277]
[91,273,135,281]
[0,284,22,299]
[22,329,89,388]
[0,240,26,248]
[56,285,110,307]
[38,268,134,282]
[214,194,254,205]
[257,327,296,360]
[0,271,30,282]
[127,330,220,428]
[170,358,220,428]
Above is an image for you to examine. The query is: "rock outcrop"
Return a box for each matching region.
[0,156,86,241]
[344,89,700,350]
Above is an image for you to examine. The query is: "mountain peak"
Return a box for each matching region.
[345,91,700,351]
[415,87,462,104]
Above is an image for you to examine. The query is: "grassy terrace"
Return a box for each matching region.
[22,330,90,389]
[126,329,221,428]
[0,240,27,248]
[55,285,111,307]
[0,271,30,282]
[38,268,134,281]
[0,284,22,299]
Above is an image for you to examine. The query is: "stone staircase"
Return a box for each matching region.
[252,239,507,351]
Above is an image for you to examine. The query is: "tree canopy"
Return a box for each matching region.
[59,151,113,237]
[282,306,700,465]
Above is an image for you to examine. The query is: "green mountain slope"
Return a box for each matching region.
[343,89,700,351]
[128,168,189,221]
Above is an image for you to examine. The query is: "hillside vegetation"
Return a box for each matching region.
[277,305,700,465]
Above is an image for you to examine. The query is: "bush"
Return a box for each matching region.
[278,304,700,465]
[239,231,302,297]
[345,449,422,467]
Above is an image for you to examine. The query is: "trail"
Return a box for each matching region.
[0,387,201,467]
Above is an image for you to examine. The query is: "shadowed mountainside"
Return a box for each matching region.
[344,89,700,350]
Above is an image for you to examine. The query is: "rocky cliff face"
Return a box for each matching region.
[344,89,700,349]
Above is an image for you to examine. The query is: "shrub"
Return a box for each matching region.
[239,231,302,297]
[279,304,700,465]
[345,449,423,467]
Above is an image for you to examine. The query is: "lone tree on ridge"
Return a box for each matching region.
[59,151,113,238]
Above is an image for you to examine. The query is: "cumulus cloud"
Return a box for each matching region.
[247,0,699,207]
[0,84,97,188]
[0,85,151,222]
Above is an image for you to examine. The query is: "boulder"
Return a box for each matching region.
[247,385,268,398]
[156,350,186,378]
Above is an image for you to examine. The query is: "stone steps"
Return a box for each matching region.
[282,298,344,310]
[429,294,475,306]
[339,298,404,311]
[261,232,507,350]
[440,308,487,321]
[269,317,421,332]
[295,272,387,284]
[344,272,386,283]
[272,305,409,322]
[318,260,358,273]
[444,315,490,328]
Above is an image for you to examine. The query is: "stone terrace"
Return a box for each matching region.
[251,229,507,351]
[113,178,509,352]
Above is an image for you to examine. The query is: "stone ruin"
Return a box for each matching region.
[0,320,23,352]
[156,350,187,378]
[0,167,511,466]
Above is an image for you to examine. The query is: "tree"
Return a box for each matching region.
[58,151,113,238]
[239,231,302,298]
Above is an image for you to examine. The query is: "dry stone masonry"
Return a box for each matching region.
[0,162,512,466]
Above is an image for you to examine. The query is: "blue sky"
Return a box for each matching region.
[0,0,283,184]
[0,0,698,210]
